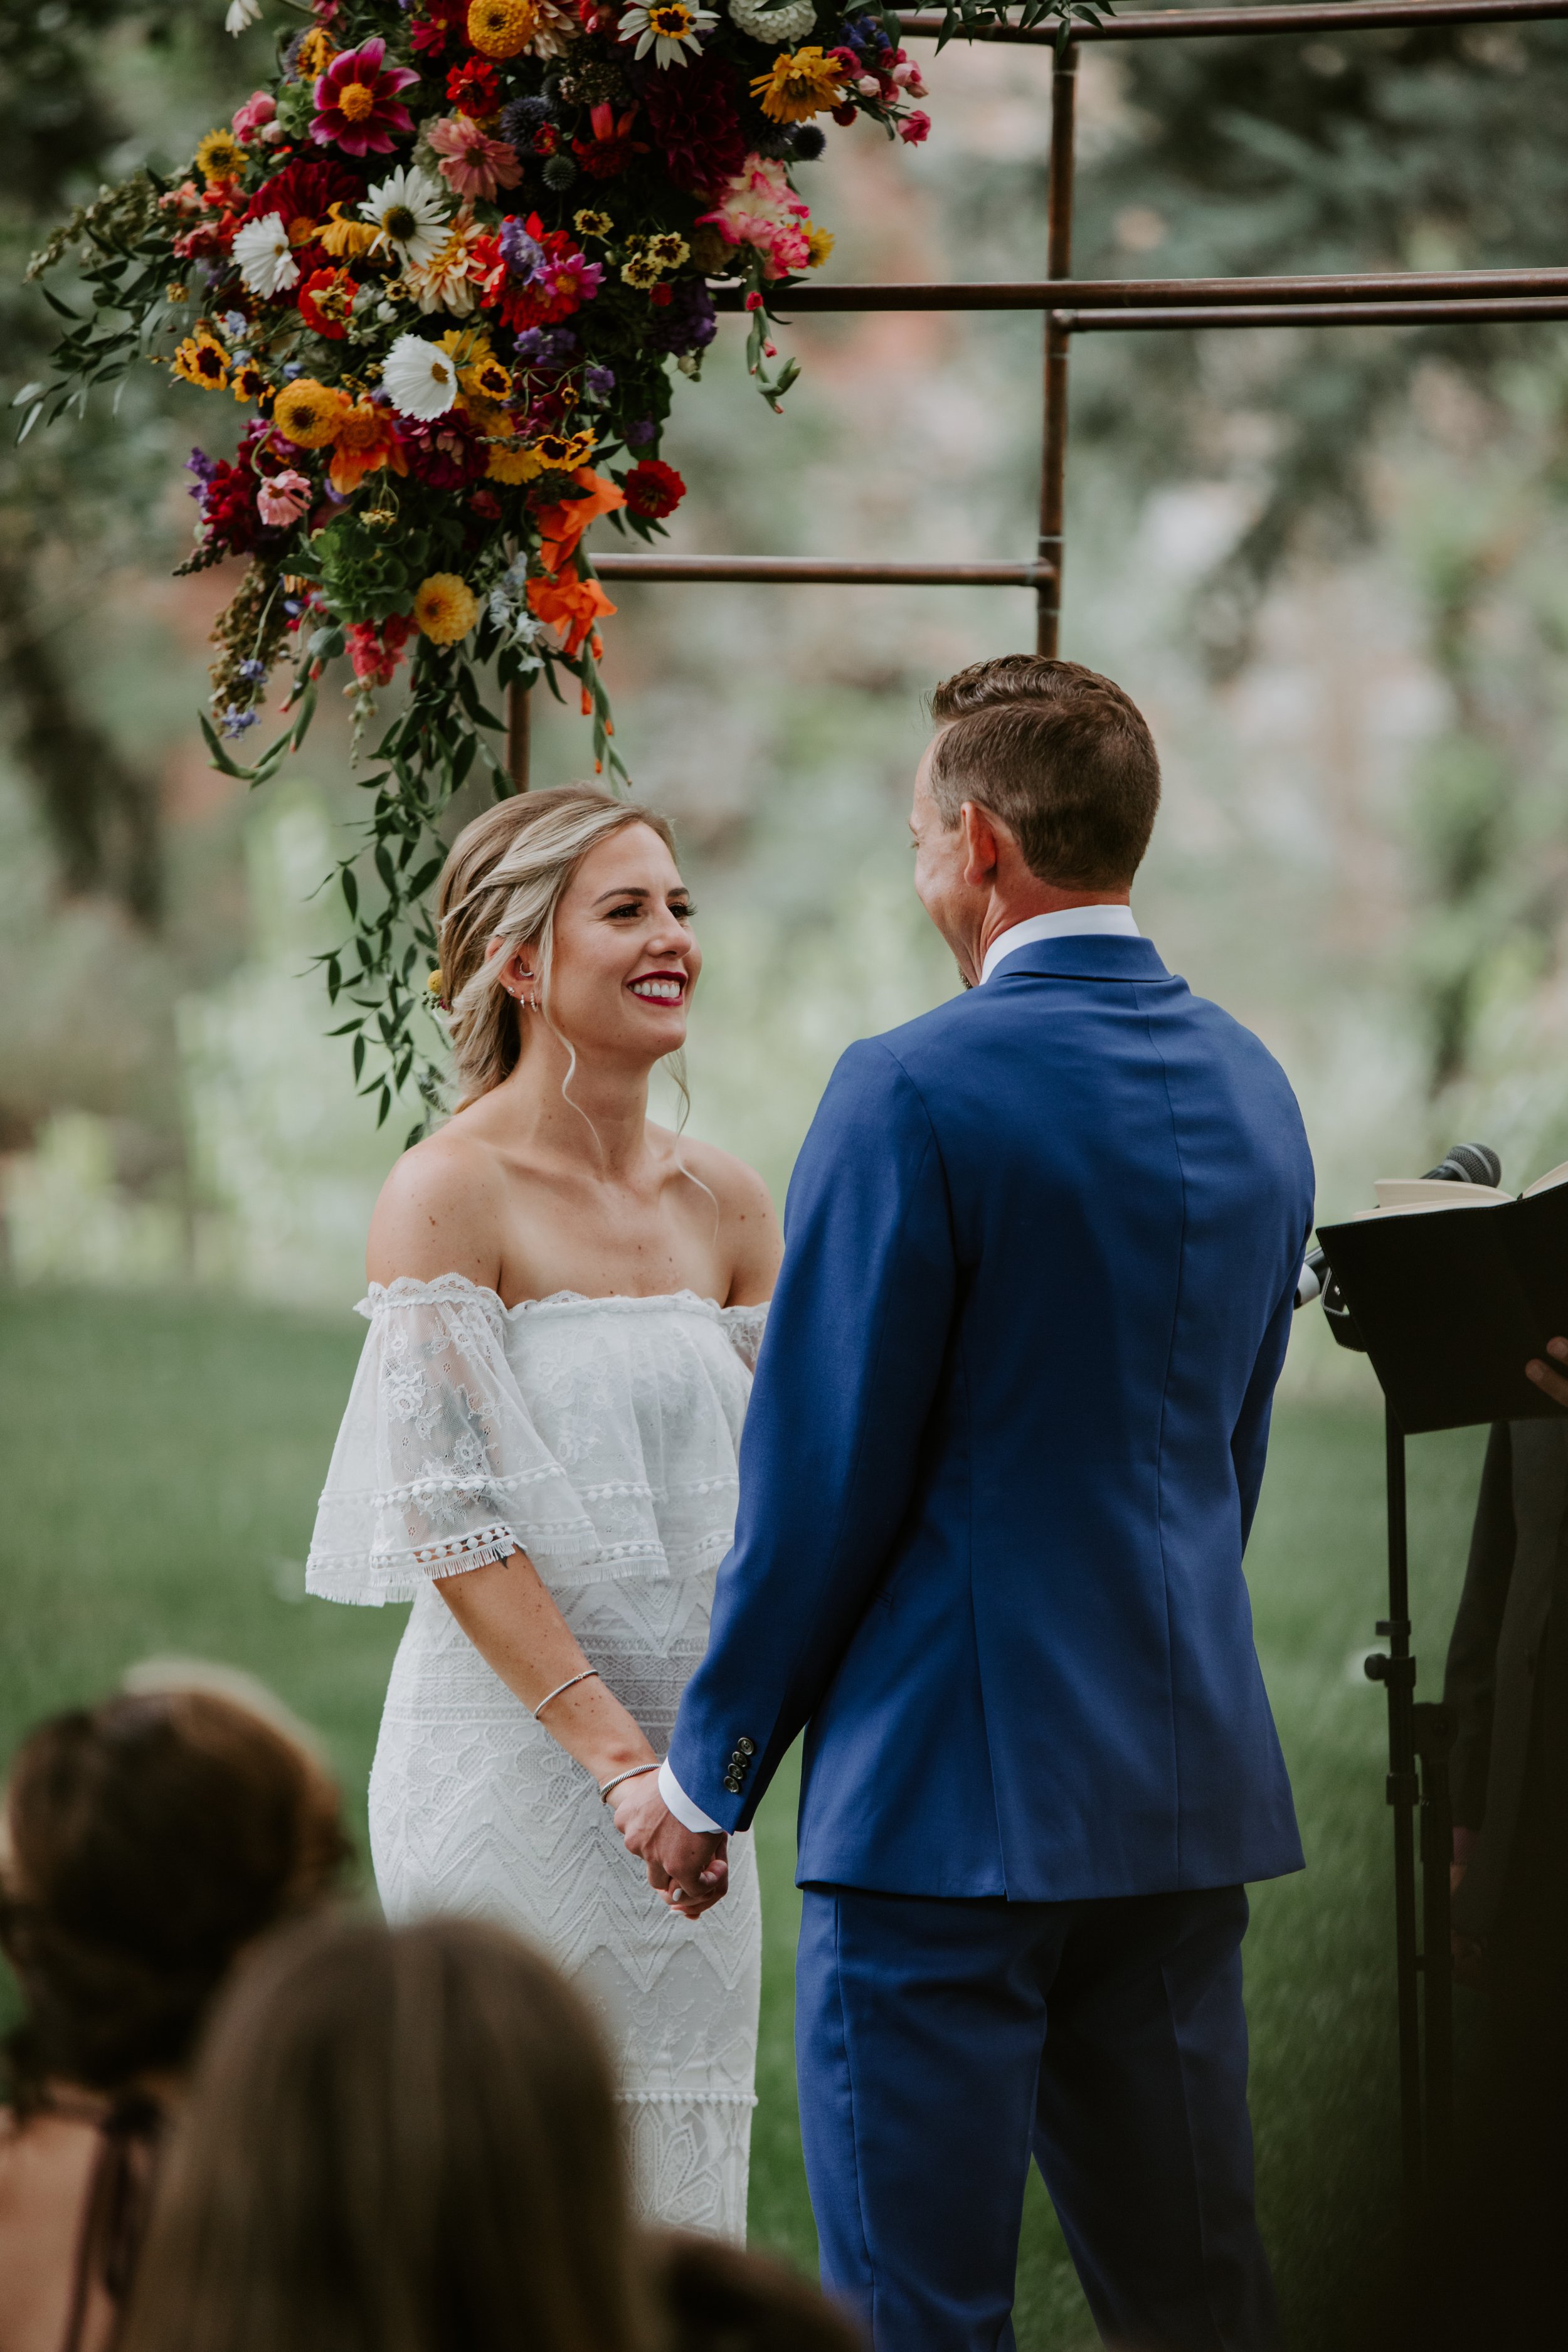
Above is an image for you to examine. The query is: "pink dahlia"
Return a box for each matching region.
[310,39,418,159]
[426,114,523,202]
[697,155,811,281]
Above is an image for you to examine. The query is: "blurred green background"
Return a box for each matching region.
[6,4,1568,2344]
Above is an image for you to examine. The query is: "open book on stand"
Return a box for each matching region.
[1316,1160,1568,1433]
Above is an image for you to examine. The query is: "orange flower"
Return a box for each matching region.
[526,571,617,657]
[327,400,407,492]
[534,467,625,576]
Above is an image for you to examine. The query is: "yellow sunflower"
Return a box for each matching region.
[751,46,846,125]
[171,329,230,391]
[273,376,349,448]
[467,0,540,58]
[413,573,481,644]
[194,128,245,185]
[806,225,835,268]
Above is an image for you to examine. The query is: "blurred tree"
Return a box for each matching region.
[1,1,253,924]
[1056,15,1568,1096]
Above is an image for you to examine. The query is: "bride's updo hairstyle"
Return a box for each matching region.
[437,786,679,1108]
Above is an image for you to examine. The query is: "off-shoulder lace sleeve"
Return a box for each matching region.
[719,1300,768,1373]
[306,1276,600,1606]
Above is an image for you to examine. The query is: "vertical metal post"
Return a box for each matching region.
[1380,1403,1424,2209]
[1038,40,1078,657]
[506,679,531,791]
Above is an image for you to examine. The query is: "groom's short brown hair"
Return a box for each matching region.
[927,656,1160,889]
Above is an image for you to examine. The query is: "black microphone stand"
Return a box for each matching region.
[1362,1404,1456,2223]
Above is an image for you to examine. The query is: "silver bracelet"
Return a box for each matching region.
[599,1762,660,1805]
[533,1668,600,1722]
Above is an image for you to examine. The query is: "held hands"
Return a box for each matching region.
[612,1772,729,1920]
[1525,1334,1568,1407]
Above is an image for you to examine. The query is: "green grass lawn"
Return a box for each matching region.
[0,1288,1490,2348]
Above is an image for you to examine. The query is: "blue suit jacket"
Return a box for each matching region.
[667,933,1314,1900]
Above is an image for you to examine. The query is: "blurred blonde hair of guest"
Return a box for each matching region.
[0,1665,349,2352]
[120,1913,651,2352]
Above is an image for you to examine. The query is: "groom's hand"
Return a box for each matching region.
[613,1781,729,1917]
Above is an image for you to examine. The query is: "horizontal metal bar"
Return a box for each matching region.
[898,0,1568,43]
[712,268,1568,313]
[1056,294,1568,326]
[590,554,1052,585]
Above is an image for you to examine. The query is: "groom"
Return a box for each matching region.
[631,655,1314,2351]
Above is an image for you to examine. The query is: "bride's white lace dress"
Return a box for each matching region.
[307,1275,764,2241]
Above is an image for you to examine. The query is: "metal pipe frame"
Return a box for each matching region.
[899,0,1568,45]
[1057,294,1568,326]
[591,553,1054,583]
[710,265,1568,311]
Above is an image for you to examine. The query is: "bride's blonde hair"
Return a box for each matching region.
[436,787,680,1110]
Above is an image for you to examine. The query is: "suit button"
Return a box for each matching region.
[736,1736,756,1757]
[723,1773,743,1793]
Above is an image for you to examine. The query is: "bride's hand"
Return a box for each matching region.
[612,1779,729,1917]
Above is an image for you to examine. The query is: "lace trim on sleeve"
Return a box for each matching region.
[719,1300,768,1372]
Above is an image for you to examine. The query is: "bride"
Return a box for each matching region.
[305,785,780,2241]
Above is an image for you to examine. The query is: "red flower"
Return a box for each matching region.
[400,413,490,490]
[572,103,650,182]
[638,55,747,197]
[310,38,419,159]
[296,265,358,338]
[447,57,501,114]
[622,458,685,521]
[347,612,415,686]
[411,0,467,54]
[246,157,363,245]
[897,109,931,145]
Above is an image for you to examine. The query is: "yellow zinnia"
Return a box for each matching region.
[273,376,349,448]
[467,0,539,57]
[194,128,245,185]
[413,573,480,644]
[487,442,549,484]
[806,226,835,268]
[171,329,230,391]
[751,46,846,124]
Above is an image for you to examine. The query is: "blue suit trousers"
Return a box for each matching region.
[795,1884,1276,2352]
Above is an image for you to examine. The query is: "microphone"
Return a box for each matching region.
[1295,1143,1502,1343]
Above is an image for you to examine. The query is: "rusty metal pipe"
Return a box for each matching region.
[711,267,1568,312]
[1037,45,1078,658]
[898,1,1568,45]
[1054,295,1568,327]
[589,555,1054,583]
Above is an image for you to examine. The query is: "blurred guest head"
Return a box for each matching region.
[1,1663,347,2114]
[0,1665,347,2352]
[121,1912,648,2352]
[655,2235,864,2352]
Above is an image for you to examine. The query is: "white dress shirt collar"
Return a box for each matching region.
[979,904,1140,987]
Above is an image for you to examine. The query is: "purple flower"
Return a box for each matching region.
[585,363,615,399]
[185,447,220,487]
[499,215,545,278]
[646,277,716,359]
[625,416,657,447]
[514,324,577,366]
[238,658,267,682]
[220,704,260,738]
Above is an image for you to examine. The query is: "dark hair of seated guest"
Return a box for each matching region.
[654,2235,865,2352]
[0,1668,349,2352]
[120,1912,650,2352]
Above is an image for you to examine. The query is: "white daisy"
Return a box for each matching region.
[617,0,718,68]
[728,0,815,42]
[231,211,299,299]
[225,0,262,31]
[358,167,452,270]
[379,333,459,422]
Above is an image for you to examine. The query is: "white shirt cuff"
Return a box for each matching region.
[659,1759,721,1835]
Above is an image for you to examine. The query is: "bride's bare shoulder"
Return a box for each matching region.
[366,1119,509,1288]
[658,1131,781,1305]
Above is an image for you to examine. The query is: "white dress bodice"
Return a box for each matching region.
[307,1276,766,2242]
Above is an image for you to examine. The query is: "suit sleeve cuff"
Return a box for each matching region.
[659,1759,721,1835]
